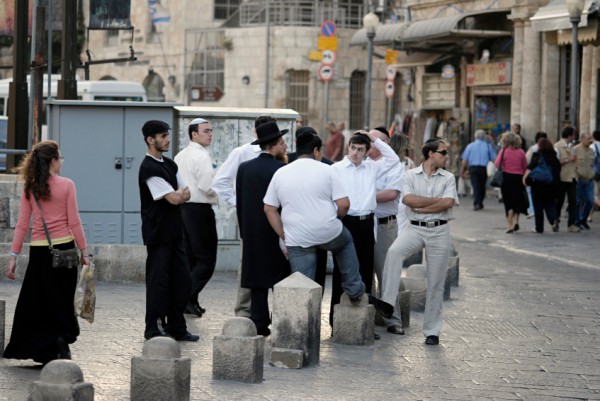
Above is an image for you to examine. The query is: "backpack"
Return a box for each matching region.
[528,154,553,184]
[594,143,600,181]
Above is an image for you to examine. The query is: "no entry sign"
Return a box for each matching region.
[318,64,334,81]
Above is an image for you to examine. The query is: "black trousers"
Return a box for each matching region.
[181,203,218,303]
[315,248,327,294]
[469,166,487,208]
[145,241,191,338]
[531,184,557,233]
[250,288,271,334]
[556,180,577,226]
[330,215,374,326]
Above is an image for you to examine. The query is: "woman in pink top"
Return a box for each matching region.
[4,141,90,365]
[495,132,528,233]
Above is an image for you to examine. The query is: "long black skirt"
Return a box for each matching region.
[3,242,80,364]
[501,172,529,216]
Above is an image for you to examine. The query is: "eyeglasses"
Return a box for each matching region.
[59,156,65,162]
[434,150,448,156]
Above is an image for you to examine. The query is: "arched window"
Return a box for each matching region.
[285,69,309,124]
[349,70,365,130]
[142,70,165,102]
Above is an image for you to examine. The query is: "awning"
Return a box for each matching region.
[397,9,512,45]
[389,52,450,68]
[531,0,599,32]
[349,23,408,47]
[545,18,600,45]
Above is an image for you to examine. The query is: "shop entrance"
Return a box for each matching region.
[473,95,511,144]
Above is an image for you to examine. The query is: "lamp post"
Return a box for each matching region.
[363,12,379,131]
[566,0,585,129]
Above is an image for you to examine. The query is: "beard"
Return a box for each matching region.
[276,153,288,164]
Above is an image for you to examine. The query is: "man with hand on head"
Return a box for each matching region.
[175,118,218,318]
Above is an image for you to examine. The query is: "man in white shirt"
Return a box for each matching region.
[381,139,458,346]
[329,130,399,327]
[264,132,393,316]
[175,118,218,318]
[368,127,405,335]
[211,115,276,317]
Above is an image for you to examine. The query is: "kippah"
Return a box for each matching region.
[190,117,209,126]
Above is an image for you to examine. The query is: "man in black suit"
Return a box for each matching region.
[236,121,291,336]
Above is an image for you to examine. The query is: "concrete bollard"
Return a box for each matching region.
[403,250,423,268]
[269,348,304,369]
[403,264,427,312]
[0,300,4,357]
[28,360,94,401]
[213,317,264,383]
[332,293,375,346]
[131,337,191,401]
[448,256,459,287]
[271,272,322,367]
[398,290,411,329]
[443,267,452,301]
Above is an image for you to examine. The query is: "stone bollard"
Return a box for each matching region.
[332,293,375,346]
[0,300,4,357]
[398,289,411,329]
[443,267,452,301]
[447,255,460,287]
[403,250,423,268]
[403,264,427,312]
[131,337,191,401]
[271,272,321,367]
[28,360,94,401]
[213,317,264,383]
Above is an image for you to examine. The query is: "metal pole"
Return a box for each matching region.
[386,97,392,128]
[322,80,330,131]
[264,0,270,108]
[28,0,39,148]
[364,30,375,130]
[47,0,53,139]
[570,17,580,129]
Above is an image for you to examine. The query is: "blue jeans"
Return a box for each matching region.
[577,179,594,225]
[286,227,364,299]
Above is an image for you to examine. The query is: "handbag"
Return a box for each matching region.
[34,196,80,269]
[528,155,553,184]
[74,261,96,324]
[490,148,504,188]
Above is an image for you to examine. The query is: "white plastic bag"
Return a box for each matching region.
[74,263,96,324]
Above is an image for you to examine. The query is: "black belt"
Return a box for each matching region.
[410,220,447,228]
[378,215,397,224]
[345,213,374,221]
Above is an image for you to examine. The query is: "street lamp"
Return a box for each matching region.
[363,12,379,131]
[566,0,585,129]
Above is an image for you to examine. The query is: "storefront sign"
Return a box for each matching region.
[466,61,512,86]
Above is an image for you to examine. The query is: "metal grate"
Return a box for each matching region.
[349,70,365,130]
[185,30,225,93]
[214,0,242,20]
[286,69,310,123]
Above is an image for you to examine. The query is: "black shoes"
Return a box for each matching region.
[374,333,381,340]
[514,224,520,232]
[367,294,394,319]
[257,327,271,337]
[425,335,439,345]
[386,325,405,335]
[171,331,200,342]
[56,337,72,360]
[185,302,204,317]
[349,283,366,306]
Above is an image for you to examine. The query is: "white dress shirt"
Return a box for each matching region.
[174,141,217,204]
[211,142,261,206]
[403,165,459,222]
[374,161,405,218]
[332,138,400,216]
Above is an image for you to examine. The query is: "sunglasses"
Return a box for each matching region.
[434,150,448,156]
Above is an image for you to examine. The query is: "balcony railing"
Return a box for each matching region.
[238,0,365,29]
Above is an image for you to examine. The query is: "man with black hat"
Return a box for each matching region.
[236,121,291,336]
[175,117,218,318]
[138,120,199,342]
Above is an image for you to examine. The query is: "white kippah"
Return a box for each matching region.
[190,117,209,126]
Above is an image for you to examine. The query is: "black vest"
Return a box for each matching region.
[138,155,182,246]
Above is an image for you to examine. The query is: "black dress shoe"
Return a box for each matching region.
[386,325,405,335]
[56,337,72,359]
[185,302,204,317]
[171,331,200,342]
[374,333,381,340]
[257,327,271,337]
[425,335,439,345]
[367,294,394,319]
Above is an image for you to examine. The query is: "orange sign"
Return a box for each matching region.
[466,62,512,86]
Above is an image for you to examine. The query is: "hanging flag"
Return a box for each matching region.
[148,0,171,24]
[89,0,132,29]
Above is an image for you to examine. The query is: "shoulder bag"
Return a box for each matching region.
[594,143,600,181]
[528,154,553,184]
[490,148,504,188]
[34,196,80,269]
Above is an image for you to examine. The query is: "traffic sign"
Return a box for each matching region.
[318,64,334,81]
[385,49,399,65]
[320,20,337,37]
[385,81,395,99]
[308,51,323,61]
[318,36,338,51]
[386,66,397,81]
[321,50,336,65]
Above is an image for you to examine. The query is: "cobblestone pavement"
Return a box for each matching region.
[1,198,599,400]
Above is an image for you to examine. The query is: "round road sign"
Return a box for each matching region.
[386,66,397,81]
[321,50,336,65]
[318,64,334,81]
[320,20,337,37]
[385,81,395,99]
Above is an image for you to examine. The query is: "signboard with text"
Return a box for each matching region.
[466,61,512,86]
[190,86,223,102]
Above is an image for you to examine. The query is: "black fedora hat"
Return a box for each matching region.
[252,121,289,145]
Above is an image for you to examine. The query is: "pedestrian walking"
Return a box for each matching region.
[555,126,579,232]
[573,132,595,230]
[461,129,496,210]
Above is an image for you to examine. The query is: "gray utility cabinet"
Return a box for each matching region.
[47,100,178,244]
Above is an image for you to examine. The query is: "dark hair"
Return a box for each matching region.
[142,120,170,144]
[593,130,600,141]
[538,138,553,152]
[188,121,209,140]
[255,115,276,128]
[562,126,575,139]
[296,133,322,157]
[16,140,60,200]
[421,138,444,160]
[259,136,282,151]
[534,132,547,143]
[349,132,371,151]
[374,126,389,137]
